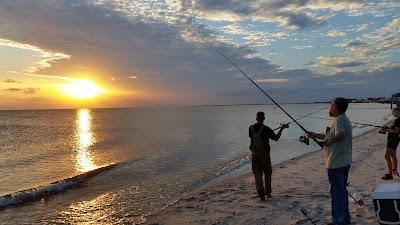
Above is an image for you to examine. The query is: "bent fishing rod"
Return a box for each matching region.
[215,48,324,147]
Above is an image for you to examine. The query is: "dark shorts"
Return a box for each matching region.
[387,138,400,150]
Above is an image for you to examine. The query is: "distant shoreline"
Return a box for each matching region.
[0,101,392,111]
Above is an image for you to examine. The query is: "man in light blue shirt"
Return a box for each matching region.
[308,97,352,225]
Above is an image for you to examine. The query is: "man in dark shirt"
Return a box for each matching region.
[249,111,288,200]
[381,108,400,180]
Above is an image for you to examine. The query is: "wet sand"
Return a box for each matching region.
[147,128,391,224]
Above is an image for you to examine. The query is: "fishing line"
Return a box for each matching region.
[272,107,328,131]
[214,48,324,147]
[298,115,387,129]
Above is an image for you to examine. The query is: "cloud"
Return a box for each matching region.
[0,38,70,73]
[4,88,21,92]
[23,88,40,94]
[335,62,366,68]
[4,87,40,94]
[0,0,398,107]
[199,1,326,29]
[339,18,400,57]
[346,41,366,47]
[345,1,400,17]
[303,0,365,11]
[272,32,289,39]
[315,17,400,75]
[325,80,367,86]
[355,24,368,32]
[256,78,293,83]
[220,24,273,46]
[313,55,369,75]
[292,45,313,50]
[88,0,330,29]
[4,79,19,83]
[326,29,346,37]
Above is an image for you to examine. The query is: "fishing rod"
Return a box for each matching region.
[215,48,324,147]
[303,115,387,129]
[300,208,317,225]
[272,107,328,145]
[301,193,363,225]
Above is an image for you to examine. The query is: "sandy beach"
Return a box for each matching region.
[147,127,391,225]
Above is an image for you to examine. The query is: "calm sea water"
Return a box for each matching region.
[0,103,391,224]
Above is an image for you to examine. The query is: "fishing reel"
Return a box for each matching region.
[299,134,310,145]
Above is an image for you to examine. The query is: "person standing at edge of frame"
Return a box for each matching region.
[249,111,289,201]
[380,107,400,180]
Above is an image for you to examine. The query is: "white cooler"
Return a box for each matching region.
[373,183,400,225]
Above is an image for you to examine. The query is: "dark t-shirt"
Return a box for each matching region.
[248,123,279,150]
[388,117,400,142]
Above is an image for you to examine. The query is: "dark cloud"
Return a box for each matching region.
[4,79,19,83]
[5,88,22,92]
[278,11,324,29]
[23,88,40,94]
[347,41,366,47]
[181,0,324,29]
[192,0,255,14]
[335,62,366,68]
[4,87,39,94]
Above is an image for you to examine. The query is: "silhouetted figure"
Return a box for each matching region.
[249,111,288,201]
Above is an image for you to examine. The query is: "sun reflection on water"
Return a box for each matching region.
[76,109,97,172]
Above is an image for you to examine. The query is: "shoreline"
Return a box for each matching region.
[146,127,389,224]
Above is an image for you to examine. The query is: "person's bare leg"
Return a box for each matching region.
[385,148,393,174]
[388,148,398,173]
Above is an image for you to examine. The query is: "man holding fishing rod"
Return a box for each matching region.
[307,97,352,225]
[249,111,289,201]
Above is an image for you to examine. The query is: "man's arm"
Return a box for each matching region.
[271,124,289,141]
[381,118,400,134]
[381,127,400,134]
[324,132,344,146]
[307,131,326,140]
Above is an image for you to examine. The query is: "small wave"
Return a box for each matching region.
[182,152,251,194]
[140,153,252,224]
[215,153,251,177]
[0,163,116,209]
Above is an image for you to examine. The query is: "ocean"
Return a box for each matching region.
[0,103,392,224]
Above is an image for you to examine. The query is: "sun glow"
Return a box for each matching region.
[60,79,106,99]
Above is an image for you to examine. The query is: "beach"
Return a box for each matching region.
[147,127,389,225]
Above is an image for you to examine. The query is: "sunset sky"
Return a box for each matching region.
[0,0,399,109]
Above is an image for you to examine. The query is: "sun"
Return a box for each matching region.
[60,79,106,99]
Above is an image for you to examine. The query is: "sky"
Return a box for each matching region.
[0,0,399,109]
